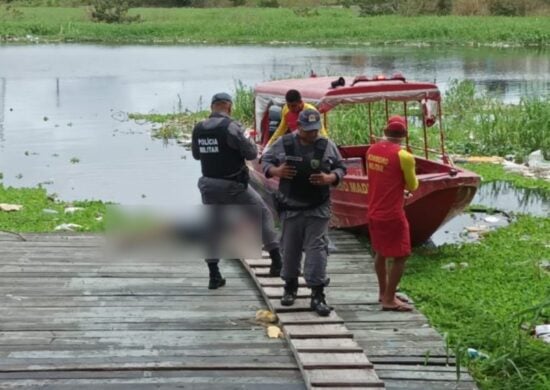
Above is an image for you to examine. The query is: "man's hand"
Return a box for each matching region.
[309,172,337,186]
[269,163,297,179]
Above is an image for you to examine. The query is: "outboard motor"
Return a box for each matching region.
[268,105,282,136]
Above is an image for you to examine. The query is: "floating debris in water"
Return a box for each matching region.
[111,111,128,122]
[466,225,489,233]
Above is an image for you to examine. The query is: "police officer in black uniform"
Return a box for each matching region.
[192,92,282,289]
[262,108,346,316]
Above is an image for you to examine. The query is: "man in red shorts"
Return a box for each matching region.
[366,115,419,312]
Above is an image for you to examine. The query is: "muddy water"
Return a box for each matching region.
[0,44,549,206]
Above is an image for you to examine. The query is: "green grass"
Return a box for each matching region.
[403,216,550,390]
[442,80,550,161]
[129,110,207,139]
[462,162,550,192]
[1,7,549,46]
[400,163,550,389]
[0,184,107,232]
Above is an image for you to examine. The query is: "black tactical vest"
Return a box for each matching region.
[194,117,247,182]
[278,134,330,209]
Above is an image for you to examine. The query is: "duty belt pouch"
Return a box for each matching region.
[236,166,250,189]
[272,191,285,214]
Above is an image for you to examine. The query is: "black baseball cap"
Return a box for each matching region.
[211,92,233,104]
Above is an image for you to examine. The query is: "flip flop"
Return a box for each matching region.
[378,293,410,303]
[381,303,413,312]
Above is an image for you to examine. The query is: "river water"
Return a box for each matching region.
[0,44,549,207]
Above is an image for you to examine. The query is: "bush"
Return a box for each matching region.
[230,0,246,5]
[258,0,279,7]
[89,0,141,23]
[398,0,452,15]
[0,3,24,20]
[452,0,489,15]
[355,0,398,16]
[488,0,527,16]
[293,6,320,16]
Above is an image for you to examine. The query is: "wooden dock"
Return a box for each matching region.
[0,232,304,389]
[0,230,478,389]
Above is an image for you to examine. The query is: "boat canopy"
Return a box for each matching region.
[254,75,441,128]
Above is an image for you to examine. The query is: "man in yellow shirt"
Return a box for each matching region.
[267,89,328,146]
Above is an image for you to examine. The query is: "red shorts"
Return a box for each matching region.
[368,215,411,258]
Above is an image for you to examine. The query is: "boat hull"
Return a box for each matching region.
[330,172,479,245]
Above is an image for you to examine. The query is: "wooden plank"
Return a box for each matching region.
[373,364,466,373]
[244,259,271,267]
[311,388,383,390]
[381,380,477,390]
[257,277,307,287]
[285,324,353,339]
[0,368,305,382]
[375,369,470,381]
[369,356,456,366]
[264,287,311,299]
[311,388,382,390]
[298,353,373,369]
[0,360,298,372]
[292,338,364,353]
[305,368,384,387]
[278,311,344,325]
[271,298,313,312]
[251,267,272,276]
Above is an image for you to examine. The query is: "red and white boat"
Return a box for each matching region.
[248,74,480,245]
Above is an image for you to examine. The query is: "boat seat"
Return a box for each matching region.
[343,157,365,176]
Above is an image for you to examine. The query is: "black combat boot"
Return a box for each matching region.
[207,261,226,290]
[280,278,298,306]
[310,286,331,317]
[269,248,282,277]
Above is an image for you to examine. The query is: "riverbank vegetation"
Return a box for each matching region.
[136,80,550,163]
[0,183,106,232]
[1,6,549,46]
[402,164,550,390]
[328,80,550,162]
[6,0,550,17]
